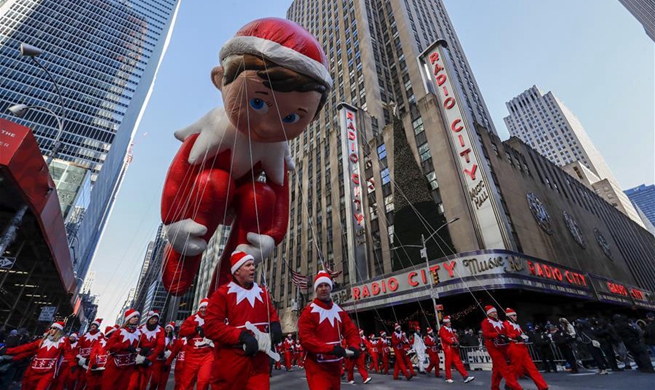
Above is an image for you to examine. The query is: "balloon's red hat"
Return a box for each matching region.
[220,17,332,88]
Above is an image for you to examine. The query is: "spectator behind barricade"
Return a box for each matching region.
[551,324,578,373]
[559,318,576,338]
[574,319,609,375]
[460,329,478,347]
[613,314,654,373]
[533,325,556,373]
[476,330,484,347]
[645,313,655,358]
[591,317,622,372]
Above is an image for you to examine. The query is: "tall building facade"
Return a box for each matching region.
[626,184,655,226]
[619,0,655,42]
[503,86,644,227]
[0,0,181,281]
[192,226,230,311]
[268,0,513,331]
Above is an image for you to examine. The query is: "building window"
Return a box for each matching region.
[426,171,439,190]
[377,144,387,160]
[418,143,431,162]
[412,117,424,134]
[384,195,394,212]
[381,167,390,185]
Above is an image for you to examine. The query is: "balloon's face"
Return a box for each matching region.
[221,70,322,143]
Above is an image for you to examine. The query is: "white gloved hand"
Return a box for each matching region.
[345,349,355,357]
[0,355,13,362]
[91,366,105,372]
[244,322,279,362]
[284,145,296,172]
[165,219,208,256]
[174,107,232,165]
[203,338,215,348]
[164,350,172,359]
[77,357,87,367]
[236,233,275,265]
[520,334,529,342]
[135,355,146,365]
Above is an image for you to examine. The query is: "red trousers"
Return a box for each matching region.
[75,369,87,390]
[487,345,522,390]
[210,349,269,390]
[368,352,379,372]
[345,354,369,382]
[392,348,412,379]
[86,370,104,390]
[129,364,154,390]
[284,351,293,370]
[508,344,548,390]
[20,370,54,390]
[101,359,134,390]
[52,364,80,390]
[305,358,341,390]
[181,350,213,390]
[380,353,389,374]
[444,346,467,380]
[426,350,440,376]
[174,360,186,390]
[149,360,171,390]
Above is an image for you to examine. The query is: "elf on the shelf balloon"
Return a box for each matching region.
[160,18,331,295]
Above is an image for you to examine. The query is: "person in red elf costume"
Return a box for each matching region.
[274,342,283,370]
[439,316,474,384]
[149,322,176,390]
[128,310,165,390]
[0,321,70,390]
[283,334,295,371]
[178,297,213,390]
[159,17,332,298]
[86,325,118,390]
[377,331,390,375]
[76,318,103,390]
[345,329,370,384]
[391,323,413,380]
[367,334,379,373]
[295,339,305,369]
[204,250,282,389]
[423,327,441,378]
[504,308,548,390]
[101,309,141,390]
[165,334,188,390]
[52,332,81,390]
[298,270,363,389]
[481,306,523,390]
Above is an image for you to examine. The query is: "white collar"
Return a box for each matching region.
[309,301,343,326]
[194,314,205,327]
[41,338,64,351]
[140,325,162,341]
[119,328,140,344]
[83,332,102,342]
[227,282,264,308]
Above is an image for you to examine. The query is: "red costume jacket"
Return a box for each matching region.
[392,331,410,350]
[7,336,70,375]
[79,330,103,359]
[439,326,459,347]
[298,298,359,364]
[62,339,80,365]
[204,281,279,345]
[283,338,295,352]
[424,334,438,352]
[165,338,186,366]
[88,337,110,369]
[106,326,140,367]
[481,318,509,349]
[503,320,527,343]
[377,337,390,354]
[137,324,165,363]
[179,312,212,355]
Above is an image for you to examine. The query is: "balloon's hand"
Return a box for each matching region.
[165,219,208,256]
[236,233,275,265]
[174,107,232,165]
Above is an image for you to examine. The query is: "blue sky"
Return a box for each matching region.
[93,0,654,322]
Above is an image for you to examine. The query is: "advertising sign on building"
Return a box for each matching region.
[38,306,57,322]
[418,41,509,250]
[337,103,368,285]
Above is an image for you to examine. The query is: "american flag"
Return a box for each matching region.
[291,270,308,290]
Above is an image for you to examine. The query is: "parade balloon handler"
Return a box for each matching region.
[160,17,331,297]
[204,250,282,389]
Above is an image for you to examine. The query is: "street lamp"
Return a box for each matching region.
[7,104,64,165]
[13,43,67,165]
[421,217,459,331]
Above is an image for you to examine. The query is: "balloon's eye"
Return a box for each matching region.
[249,98,269,113]
[282,113,300,124]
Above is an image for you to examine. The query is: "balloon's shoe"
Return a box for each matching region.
[161,243,202,295]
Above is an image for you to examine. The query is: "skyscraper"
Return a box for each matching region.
[264,0,514,331]
[626,184,655,226]
[619,0,655,42]
[504,85,644,227]
[0,0,181,280]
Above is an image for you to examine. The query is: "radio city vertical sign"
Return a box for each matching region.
[338,103,369,284]
[418,40,507,250]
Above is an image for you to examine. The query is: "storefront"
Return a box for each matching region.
[331,249,655,332]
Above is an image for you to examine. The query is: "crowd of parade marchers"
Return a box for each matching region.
[1,252,654,390]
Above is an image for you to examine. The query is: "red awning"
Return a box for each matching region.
[0,118,76,294]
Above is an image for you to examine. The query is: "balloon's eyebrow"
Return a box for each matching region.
[255,91,269,95]
[299,108,308,113]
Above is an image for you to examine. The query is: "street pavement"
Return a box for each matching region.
[166,366,655,389]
